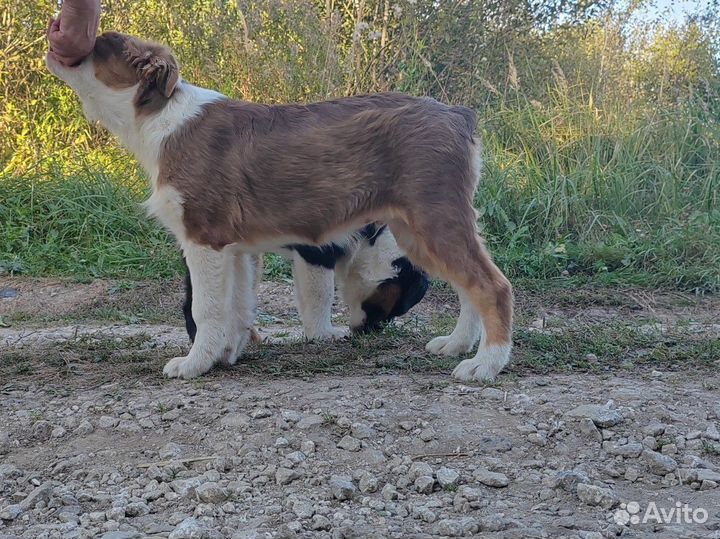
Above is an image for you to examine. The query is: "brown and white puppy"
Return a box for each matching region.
[183,223,430,342]
[47,32,513,382]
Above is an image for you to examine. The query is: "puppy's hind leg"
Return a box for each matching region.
[164,243,240,379]
[390,215,513,382]
[292,252,346,340]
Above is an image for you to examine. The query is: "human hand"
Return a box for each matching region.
[47,0,101,66]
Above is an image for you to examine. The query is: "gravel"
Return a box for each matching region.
[2,366,720,538]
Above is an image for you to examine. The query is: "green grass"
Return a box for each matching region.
[1,147,718,292]
[0,170,181,280]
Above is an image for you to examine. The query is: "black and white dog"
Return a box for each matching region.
[183,223,429,342]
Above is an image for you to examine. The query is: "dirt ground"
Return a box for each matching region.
[0,276,719,539]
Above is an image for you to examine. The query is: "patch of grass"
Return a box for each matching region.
[155,402,171,414]
[701,440,720,457]
[511,321,720,374]
[0,171,182,280]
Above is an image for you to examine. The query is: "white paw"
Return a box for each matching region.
[306,327,349,341]
[425,335,474,356]
[162,356,208,379]
[451,358,497,382]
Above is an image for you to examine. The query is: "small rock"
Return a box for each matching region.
[642,422,665,437]
[436,467,460,489]
[566,402,622,428]
[704,424,720,441]
[624,467,640,482]
[220,413,250,429]
[300,440,316,455]
[527,433,547,446]
[419,427,436,442]
[276,468,301,486]
[0,431,9,454]
[311,514,331,531]
[481,388,505,400]
[359,473,379,493]
[169,517,221,539]
[160,442,183,459]
[291,499,314,519]
[408,461,433,481]
[642,449,677,475]
[0,504,22,521]
[297,415,323,429]
[661,443,678,455]
[251,408,272,419]
[32,420,53,440]
[642,436,657,450]
[275,437,289,447]
[432,517,479,536]
[398,421,415,431]
[697,469,720,482]
[285,451,306,465]
[98,416,119,429]
[125,502,150,517]
[100,532,142,539]
[20,481,54,510]
[51,426,66,438]
[576,483,617,509]
[415,475,435,494]
[76,420,94,435]
[381,483,399,501]
[578,418,602,442]
[552,471,590,492]
[606,442,643,458]
[473,469,508,488]
[351,423,376,440]
[328,476,356,501]
[281,410,302,423]
[196,482,227,503]
[337,436,361,452]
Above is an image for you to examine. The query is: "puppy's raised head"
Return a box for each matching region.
[46,32,179,122]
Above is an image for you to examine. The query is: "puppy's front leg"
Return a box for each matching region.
[292,252,347,340]
[225,250,257,360]
[164,243,247,378]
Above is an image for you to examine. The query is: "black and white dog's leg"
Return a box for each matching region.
[425,287,481,355]
[292,251,347,340]
[164,243,246,378]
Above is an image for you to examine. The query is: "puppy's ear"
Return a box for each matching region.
[126,43,179,98]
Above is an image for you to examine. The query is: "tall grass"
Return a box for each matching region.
[1,1,719,291]
[0,170,180,279]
